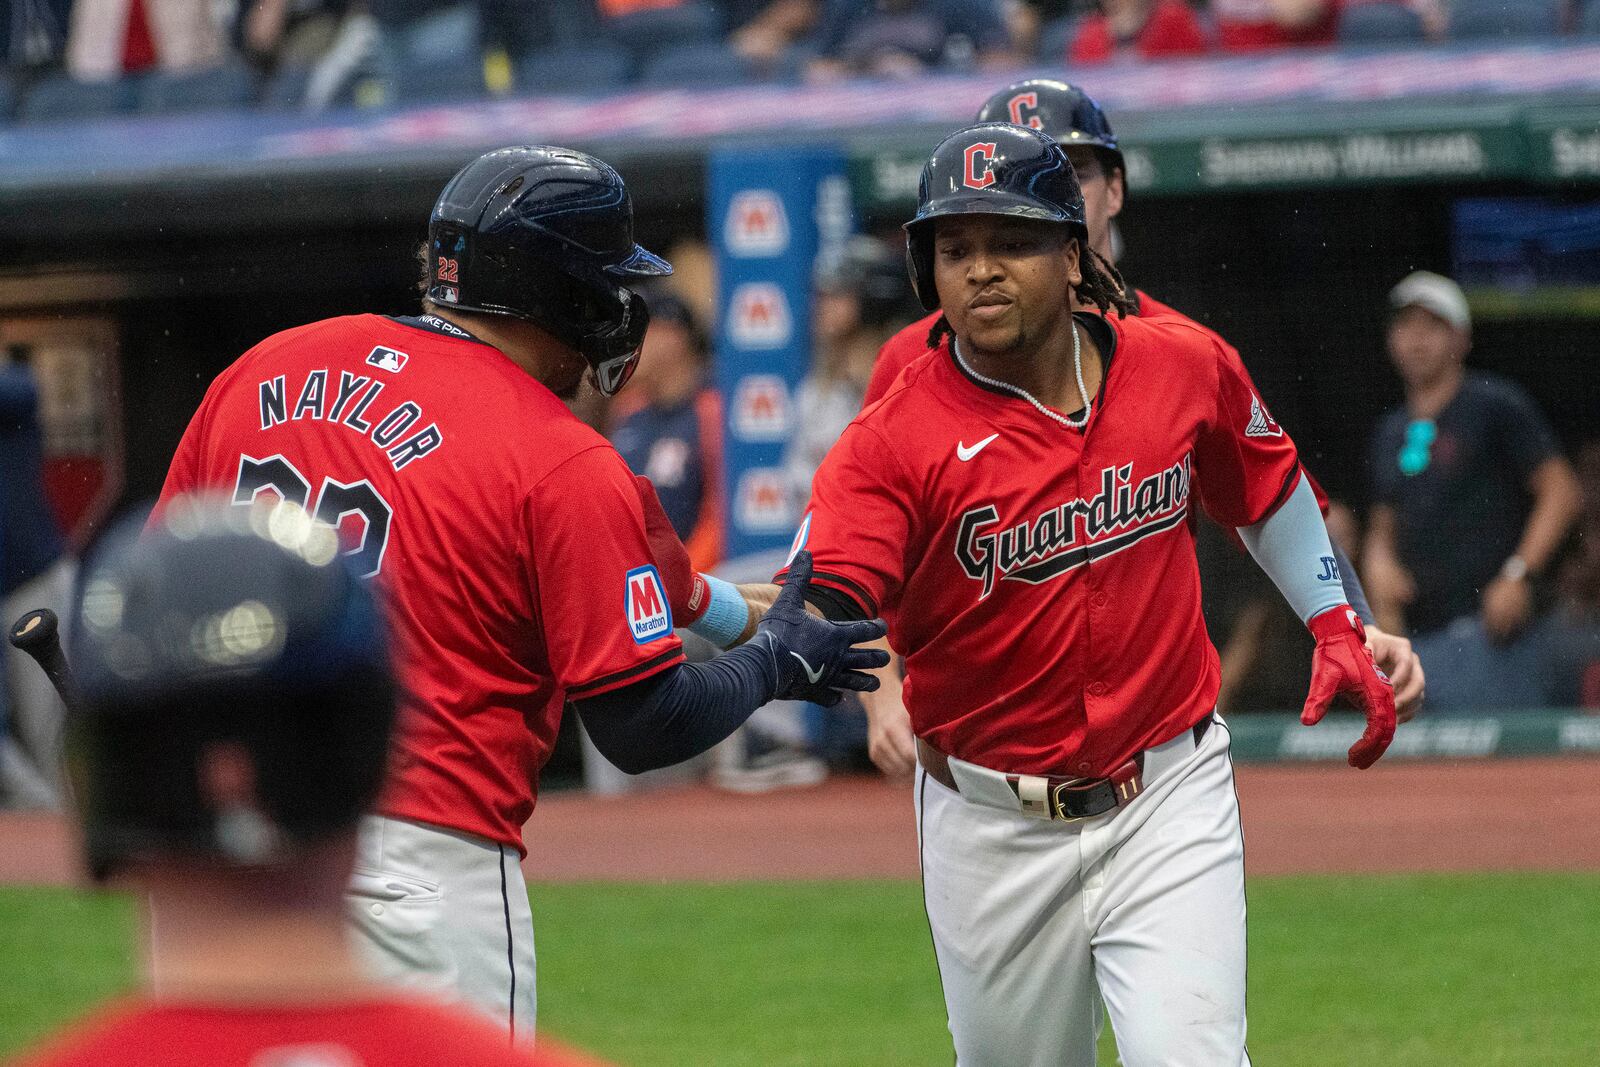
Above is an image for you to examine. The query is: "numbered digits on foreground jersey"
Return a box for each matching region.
[234,454,394,578]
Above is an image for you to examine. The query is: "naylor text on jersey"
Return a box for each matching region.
[258,368,444,472]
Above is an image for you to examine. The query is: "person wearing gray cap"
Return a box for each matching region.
[1364,271,1583,709]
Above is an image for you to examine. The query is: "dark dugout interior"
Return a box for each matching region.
[5,179,1594,520]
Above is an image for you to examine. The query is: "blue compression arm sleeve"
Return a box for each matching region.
[572,643,779,774]
[1330,540,1373,625]
[1237,475,1349,625]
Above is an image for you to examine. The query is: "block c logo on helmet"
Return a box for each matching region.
[1007,93,1042,130]
[963,143,999,190]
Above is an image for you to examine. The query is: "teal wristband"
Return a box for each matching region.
[688,574,750,649]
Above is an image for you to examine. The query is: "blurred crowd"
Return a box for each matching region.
[5,236,1600,805]
[3,0,1600,123]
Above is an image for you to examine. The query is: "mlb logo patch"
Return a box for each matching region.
[624,565,673,644]
[365,346,409,373]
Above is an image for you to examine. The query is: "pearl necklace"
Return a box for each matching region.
[951,323,1091,429]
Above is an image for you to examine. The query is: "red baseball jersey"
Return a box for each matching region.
[154,314,684,850]
[864,294,1332,517]
[13,996,607,1066]
[789,314,1302,775]
[865,292,1191,410]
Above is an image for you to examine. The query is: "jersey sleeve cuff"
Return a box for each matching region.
[773,566,879,619]
[565,645,686,699]
[1247,463,1304,527]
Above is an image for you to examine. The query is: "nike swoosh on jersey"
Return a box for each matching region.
[956,433,1000,461]
[790,651,826,685]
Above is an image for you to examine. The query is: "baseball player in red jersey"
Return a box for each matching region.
[859,79,1423,780]
[149,146,886,1038]
[775,123,1395,1064]
[9,504,605,1067]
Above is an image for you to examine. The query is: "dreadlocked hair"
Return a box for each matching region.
[1078,247,1137,318]
[923,243,1136,349]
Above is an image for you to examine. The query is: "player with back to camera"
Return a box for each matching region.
[10,500,608,1066]
[768,123,1397,1065]
[149,146,887,1039]
[858,79,1424,780]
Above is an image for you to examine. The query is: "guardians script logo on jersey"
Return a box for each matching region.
[624,565,673,644]
[956,455,1192,598]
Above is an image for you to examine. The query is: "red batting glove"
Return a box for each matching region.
[1303,607,1397,769]
[633,474,710,626]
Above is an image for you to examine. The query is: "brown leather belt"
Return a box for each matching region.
[916,717,1213,822]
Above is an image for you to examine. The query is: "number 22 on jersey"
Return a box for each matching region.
[233,454,394,578]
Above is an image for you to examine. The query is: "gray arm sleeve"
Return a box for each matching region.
[1237,476,1349,625]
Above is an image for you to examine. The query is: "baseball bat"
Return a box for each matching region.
[8,609,81,714]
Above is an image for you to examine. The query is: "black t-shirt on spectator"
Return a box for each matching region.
[1370,373,1559,636]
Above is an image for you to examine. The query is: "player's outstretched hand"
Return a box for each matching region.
[757,551,889,706]
[1365,625,1424,723]
[1302,607,1397,769]
[633,474,709,626]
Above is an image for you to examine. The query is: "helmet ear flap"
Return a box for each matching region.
[581,287,650,397]
[906,223,939,313]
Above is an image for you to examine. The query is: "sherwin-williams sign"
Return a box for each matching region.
[853,103,1599,209]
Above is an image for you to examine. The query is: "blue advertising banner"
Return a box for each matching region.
[709,146,851,563]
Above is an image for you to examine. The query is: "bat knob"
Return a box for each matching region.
[9,608,59,652]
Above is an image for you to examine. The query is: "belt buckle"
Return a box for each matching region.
[1048,776,1094,823]
[1049,761,1144,821]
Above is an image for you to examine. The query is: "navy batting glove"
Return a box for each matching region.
[757,551,889,706]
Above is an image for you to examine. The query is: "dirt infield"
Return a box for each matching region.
[3,757,1598,886]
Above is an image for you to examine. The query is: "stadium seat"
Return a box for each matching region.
[393,60,486,103]
[637,42,756,89]
[545,2,602,46]
[1036,15,1081,61]
[1448,0,1561,39]
[1582,1,1600,35]
[603,2,722,60]
[398,3,481,66]
[137,63,257,115]
[16,75,132,124]
[261,64,314,110]
[515,46,633,95]
[1338,2,1425,45]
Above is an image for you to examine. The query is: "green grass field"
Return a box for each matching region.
[3,873,1597,1065]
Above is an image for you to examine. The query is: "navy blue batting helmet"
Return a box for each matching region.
[68,498,396,880]
[975,79,1122,174]
[427,146,672,397]
[903,122,1088,312]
